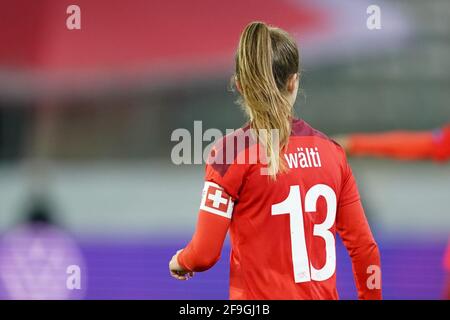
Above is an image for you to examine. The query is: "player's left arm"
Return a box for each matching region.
[336,199,382,299]
[336,149,382,299]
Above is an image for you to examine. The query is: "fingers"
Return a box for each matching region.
[169,249,194,281]
[170,270,188,280]
[170,269,195,280]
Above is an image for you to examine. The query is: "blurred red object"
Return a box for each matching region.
[0,0,327,94]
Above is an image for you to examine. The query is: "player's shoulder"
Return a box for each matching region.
[209,123,253,159]
[291,118,328,139]
[206,123,254,177]
[291,118,346,155]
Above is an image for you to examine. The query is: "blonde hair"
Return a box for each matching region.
[234,21,299,179]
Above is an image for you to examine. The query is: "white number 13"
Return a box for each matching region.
[271,184,336,283]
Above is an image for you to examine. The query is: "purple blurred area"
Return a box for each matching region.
[0,233,446,299]
[77,237,446,300]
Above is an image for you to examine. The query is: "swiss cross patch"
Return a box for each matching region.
[200,181,234,219]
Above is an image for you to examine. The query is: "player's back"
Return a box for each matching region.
[175,21,380,300]
[228,119,355,299]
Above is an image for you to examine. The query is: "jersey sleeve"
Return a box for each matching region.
[177,133,251,272]
[177,178,235,272]
[203,132,252,201]
[336,200,382,299]
[338,147,361,207]
[337,151,382,300]
[177,209,231,272]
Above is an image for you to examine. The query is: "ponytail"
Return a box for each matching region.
[235,21,299,179]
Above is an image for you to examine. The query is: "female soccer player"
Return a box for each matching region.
[169,22,382,300]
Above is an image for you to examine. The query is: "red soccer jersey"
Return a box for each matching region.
[178,119,381,300]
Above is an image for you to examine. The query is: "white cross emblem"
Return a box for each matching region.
[208,190,228,208]
[200,181,234,219]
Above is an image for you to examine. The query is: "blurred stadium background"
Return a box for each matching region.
[0,0,449,299]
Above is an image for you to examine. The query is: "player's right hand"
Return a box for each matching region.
[169,249,195,280]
